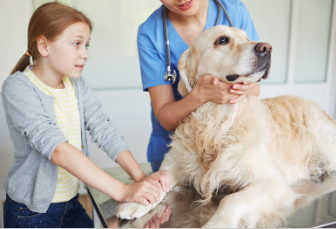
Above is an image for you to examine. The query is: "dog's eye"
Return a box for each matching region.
[216,36,229,45]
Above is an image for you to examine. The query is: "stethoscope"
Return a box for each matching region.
[162,0,233,84]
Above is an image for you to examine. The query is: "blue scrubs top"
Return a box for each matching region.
[137,0,259,168]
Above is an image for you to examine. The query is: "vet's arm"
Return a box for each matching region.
[149,75,236,131]
[229,82,260,104]
[51,142,160,205]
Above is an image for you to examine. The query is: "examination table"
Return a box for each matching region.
[86,163,336,228]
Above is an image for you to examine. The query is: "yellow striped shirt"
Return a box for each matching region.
[24,67,80,203]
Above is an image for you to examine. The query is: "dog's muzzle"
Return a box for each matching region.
[226,42,273,82]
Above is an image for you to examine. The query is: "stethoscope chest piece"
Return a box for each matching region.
[163,66,177,84]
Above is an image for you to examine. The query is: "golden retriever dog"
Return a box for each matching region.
[117,25,336,227]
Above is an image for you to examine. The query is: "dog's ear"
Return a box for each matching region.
[178,45,199,97]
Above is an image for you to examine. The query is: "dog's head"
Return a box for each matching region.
[178,25,272,97]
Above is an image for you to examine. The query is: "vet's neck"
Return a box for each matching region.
[166,1,209,45]
[167,0,209,27]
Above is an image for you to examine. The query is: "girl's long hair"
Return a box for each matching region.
[11,2,92,75]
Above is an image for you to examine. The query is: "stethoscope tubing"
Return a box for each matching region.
[163,7,172,70]
[214,0,233,27]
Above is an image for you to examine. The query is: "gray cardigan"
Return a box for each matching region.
[2,71,130,213]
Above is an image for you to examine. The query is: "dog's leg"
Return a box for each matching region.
[312,116,336,174]
[202,179,297,228]
[116,156,182,220]
[294,173,336,209]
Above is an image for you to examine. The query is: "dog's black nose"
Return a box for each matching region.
[254,43,272,57]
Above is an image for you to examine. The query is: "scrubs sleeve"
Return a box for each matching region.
[236,0,260,41]
[137,25,172,92]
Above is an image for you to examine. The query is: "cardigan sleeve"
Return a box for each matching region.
[2,76,67,160]
[81,77,130,161]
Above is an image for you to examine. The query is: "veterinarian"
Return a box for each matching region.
[138,0,261,172]
[2,2,170,227]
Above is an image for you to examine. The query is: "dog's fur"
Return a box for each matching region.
[118,173,336,228]
[117,26,336,227]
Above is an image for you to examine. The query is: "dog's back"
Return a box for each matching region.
[262,96,336,182]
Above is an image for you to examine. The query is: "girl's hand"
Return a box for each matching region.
[229,81,258,104]
[145,170,171,192]
[120,180,161,205]
[194,75,237,104]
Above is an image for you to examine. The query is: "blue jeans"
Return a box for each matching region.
[3,193,93,228]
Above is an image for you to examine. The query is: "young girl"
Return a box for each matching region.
[2,2,170,228]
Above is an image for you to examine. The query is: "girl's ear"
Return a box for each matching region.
[177,44,199,97]
[36,35,49,57]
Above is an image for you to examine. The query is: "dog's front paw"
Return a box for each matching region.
[116,202,153,220]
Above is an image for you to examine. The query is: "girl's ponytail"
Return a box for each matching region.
[10,2,92,75]
[10,52,32,75]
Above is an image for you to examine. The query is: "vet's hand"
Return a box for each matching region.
[120,180,161,205]
[195,75,238,104]
[145,170,171,192]
[229,81,258,104]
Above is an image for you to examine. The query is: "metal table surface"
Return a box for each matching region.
[86,163,336,228]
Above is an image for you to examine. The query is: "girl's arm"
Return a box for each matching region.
[2,77,166,204]
[80,77,171,193]
[149,75,259,131]
[115,150,146,182]
[116,150,171,192]
[51,142,160,205]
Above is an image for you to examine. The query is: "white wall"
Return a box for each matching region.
[244,0,336,118]
[86,90,151,168]
[0,1,33,226]
[0,0,32,87]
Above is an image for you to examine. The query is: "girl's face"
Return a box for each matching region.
[47,22,91,79]
[160,0,202,17]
